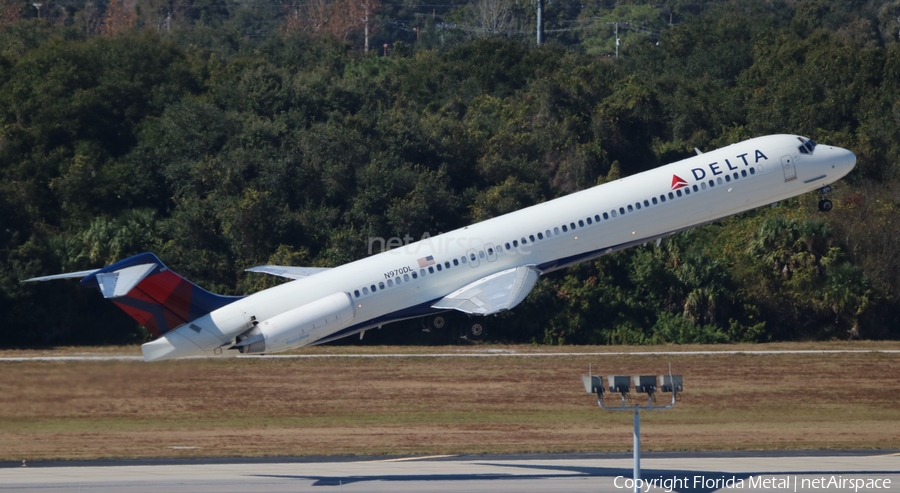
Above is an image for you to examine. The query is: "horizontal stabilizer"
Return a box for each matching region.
[21,269,100,282]
[246,265,331,279]
[432,265,540,316]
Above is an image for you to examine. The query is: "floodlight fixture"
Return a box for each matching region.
[633,375,657,395]
[608,375,630,395]
[581,367,683,493]
[660,374,683,393]
[582,375,603,395]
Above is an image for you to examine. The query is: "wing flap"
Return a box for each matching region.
[432,265,541,315]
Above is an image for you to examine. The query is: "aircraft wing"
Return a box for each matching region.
[21,269,101,282]
[432,265,541,316]
[245,265,332,279]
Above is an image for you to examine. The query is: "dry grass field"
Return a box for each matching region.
[1,342,899,461]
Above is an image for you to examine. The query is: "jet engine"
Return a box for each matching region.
[233,292,355,354]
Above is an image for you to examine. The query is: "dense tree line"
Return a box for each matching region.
[1,0,899,347]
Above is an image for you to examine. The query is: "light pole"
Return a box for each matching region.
[582,370,683,493]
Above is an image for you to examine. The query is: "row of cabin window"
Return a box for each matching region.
[352,167,757,299]
[599,168,756,219]
[353,253,481,298]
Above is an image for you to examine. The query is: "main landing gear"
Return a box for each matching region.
[818,185,833,212]
[422,314,487,341]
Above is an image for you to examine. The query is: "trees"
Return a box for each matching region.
[283,0,381,52]
[2,2,900,346]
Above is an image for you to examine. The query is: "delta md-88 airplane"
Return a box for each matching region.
[24,135,856,361]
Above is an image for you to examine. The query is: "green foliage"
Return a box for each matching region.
[2,1,900,347]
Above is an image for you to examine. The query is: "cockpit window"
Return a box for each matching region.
[798,138,817,155]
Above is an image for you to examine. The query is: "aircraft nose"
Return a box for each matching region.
[844,148,857,169]
[825,146,856,177]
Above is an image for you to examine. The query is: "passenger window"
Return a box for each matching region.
[363,287,370,295]
[420,269,426,277]
[436,264,442,271]
[684,188,690,195]
[387,279,393,287]
[554,227,560,235]
[586,217,592,225]
[627,205,634,212]
[470,253,477,261]
[412,272,418,279]
[428,266,434,274]
[717,177,724,185]
[537,232,544,240]
[379,282,385,289]
[578,220,584,227]
[444,261,450,269]
[603,212,609,219]
[741,170,747,177]
[504,243,511,250]
[619,207,625,215]
[594,215,601,222]
[546,230,551,238]
[668,192,674,199]
[561,225,568,232]
[453,259,459,266]
[461,256,467,263]
[529,235,535,242]
[404,274,410,281]
[692,185,698,192]
[660,195,666,202]
[479,250,486,258]
[701,182,707,190]
[725,175,731,182]
[652,197,658,204]
[611,210,617,218]
[371,284,377,292]
[733,172,739,180]
[396,277,402,285]
[354,290,361,298]
[513,240,519,247]
[643,200,650,207]
[709,180,715,187]
[676,190,682,197]
[749,168,756,175]
[570,222,576,230]
[636,203,642,210]
[520,238,527,245]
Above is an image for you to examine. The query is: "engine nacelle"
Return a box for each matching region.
[234,292,355,354]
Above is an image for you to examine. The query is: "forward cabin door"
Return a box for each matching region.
[781,155,797,182]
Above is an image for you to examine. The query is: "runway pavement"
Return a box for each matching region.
[2,452,898,493]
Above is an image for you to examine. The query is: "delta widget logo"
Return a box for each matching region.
[671,175,688,190]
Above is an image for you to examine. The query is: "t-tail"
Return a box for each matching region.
[23,252,242,342]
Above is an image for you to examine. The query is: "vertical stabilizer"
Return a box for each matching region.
[79,253,243,337]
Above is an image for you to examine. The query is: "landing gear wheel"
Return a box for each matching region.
[818,186,834,212]
[465,321,485,340]
[422,315,446,332]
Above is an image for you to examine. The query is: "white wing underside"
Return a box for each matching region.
[432,265,541,316]
[245,265,332,279]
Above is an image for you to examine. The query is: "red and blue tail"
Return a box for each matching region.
[78,253,243,337]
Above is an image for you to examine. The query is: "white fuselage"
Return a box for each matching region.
[142,134,856,361]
